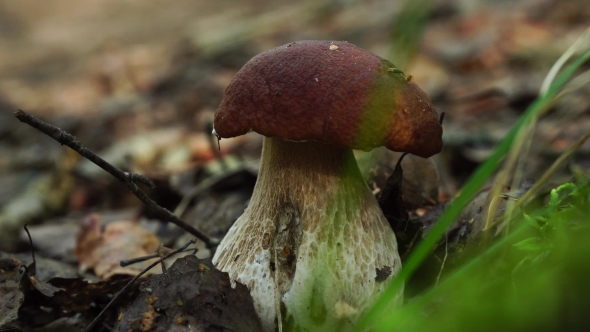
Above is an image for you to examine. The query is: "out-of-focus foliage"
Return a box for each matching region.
[375,180,590,331]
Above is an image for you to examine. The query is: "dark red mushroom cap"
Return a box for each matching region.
[213,40,443,158]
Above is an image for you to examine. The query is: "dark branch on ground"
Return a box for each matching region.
[120,247,197,267]
[14,109,218,247]
[83,239,198,332]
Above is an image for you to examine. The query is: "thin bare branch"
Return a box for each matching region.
[14,109,218,247]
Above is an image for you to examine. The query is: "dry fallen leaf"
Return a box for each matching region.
[0,258,24,327]
[75,214,160,279]
[115,255,262,332]
[363,148,440,209]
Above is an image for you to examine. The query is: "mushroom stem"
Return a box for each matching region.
[213,137,402,331]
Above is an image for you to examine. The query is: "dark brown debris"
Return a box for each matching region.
[375,265,393,282]
[114,255,261,332]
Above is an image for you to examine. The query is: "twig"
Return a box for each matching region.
[435,236,448,287]
[173,165,248,217]
[14,109,218,247]
[120,247,197,267]
[83,239,197,332]
[23,225,36,265]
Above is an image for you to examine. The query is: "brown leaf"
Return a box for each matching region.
[115,255,262,332]
[0,258,24,327]
[75,214,160,279]
[366,148,440,209]
[19,225,65,298]
[46,276,136,313]
[28,275,64,297]
[16,272,136,328]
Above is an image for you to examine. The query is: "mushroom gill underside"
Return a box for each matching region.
[212,137,403,331]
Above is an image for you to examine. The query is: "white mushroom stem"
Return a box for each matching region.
[213,137,402,332]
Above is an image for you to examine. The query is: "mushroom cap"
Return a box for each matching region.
[214,40,443,158]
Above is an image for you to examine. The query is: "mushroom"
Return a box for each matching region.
[212,40,443,331]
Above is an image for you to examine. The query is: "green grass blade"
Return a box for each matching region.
[375,218,529,330]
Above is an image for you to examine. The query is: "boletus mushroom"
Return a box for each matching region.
[212,40,443,331]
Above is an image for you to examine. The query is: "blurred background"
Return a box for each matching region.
[2,0,590,272]
[1,0,590,329]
